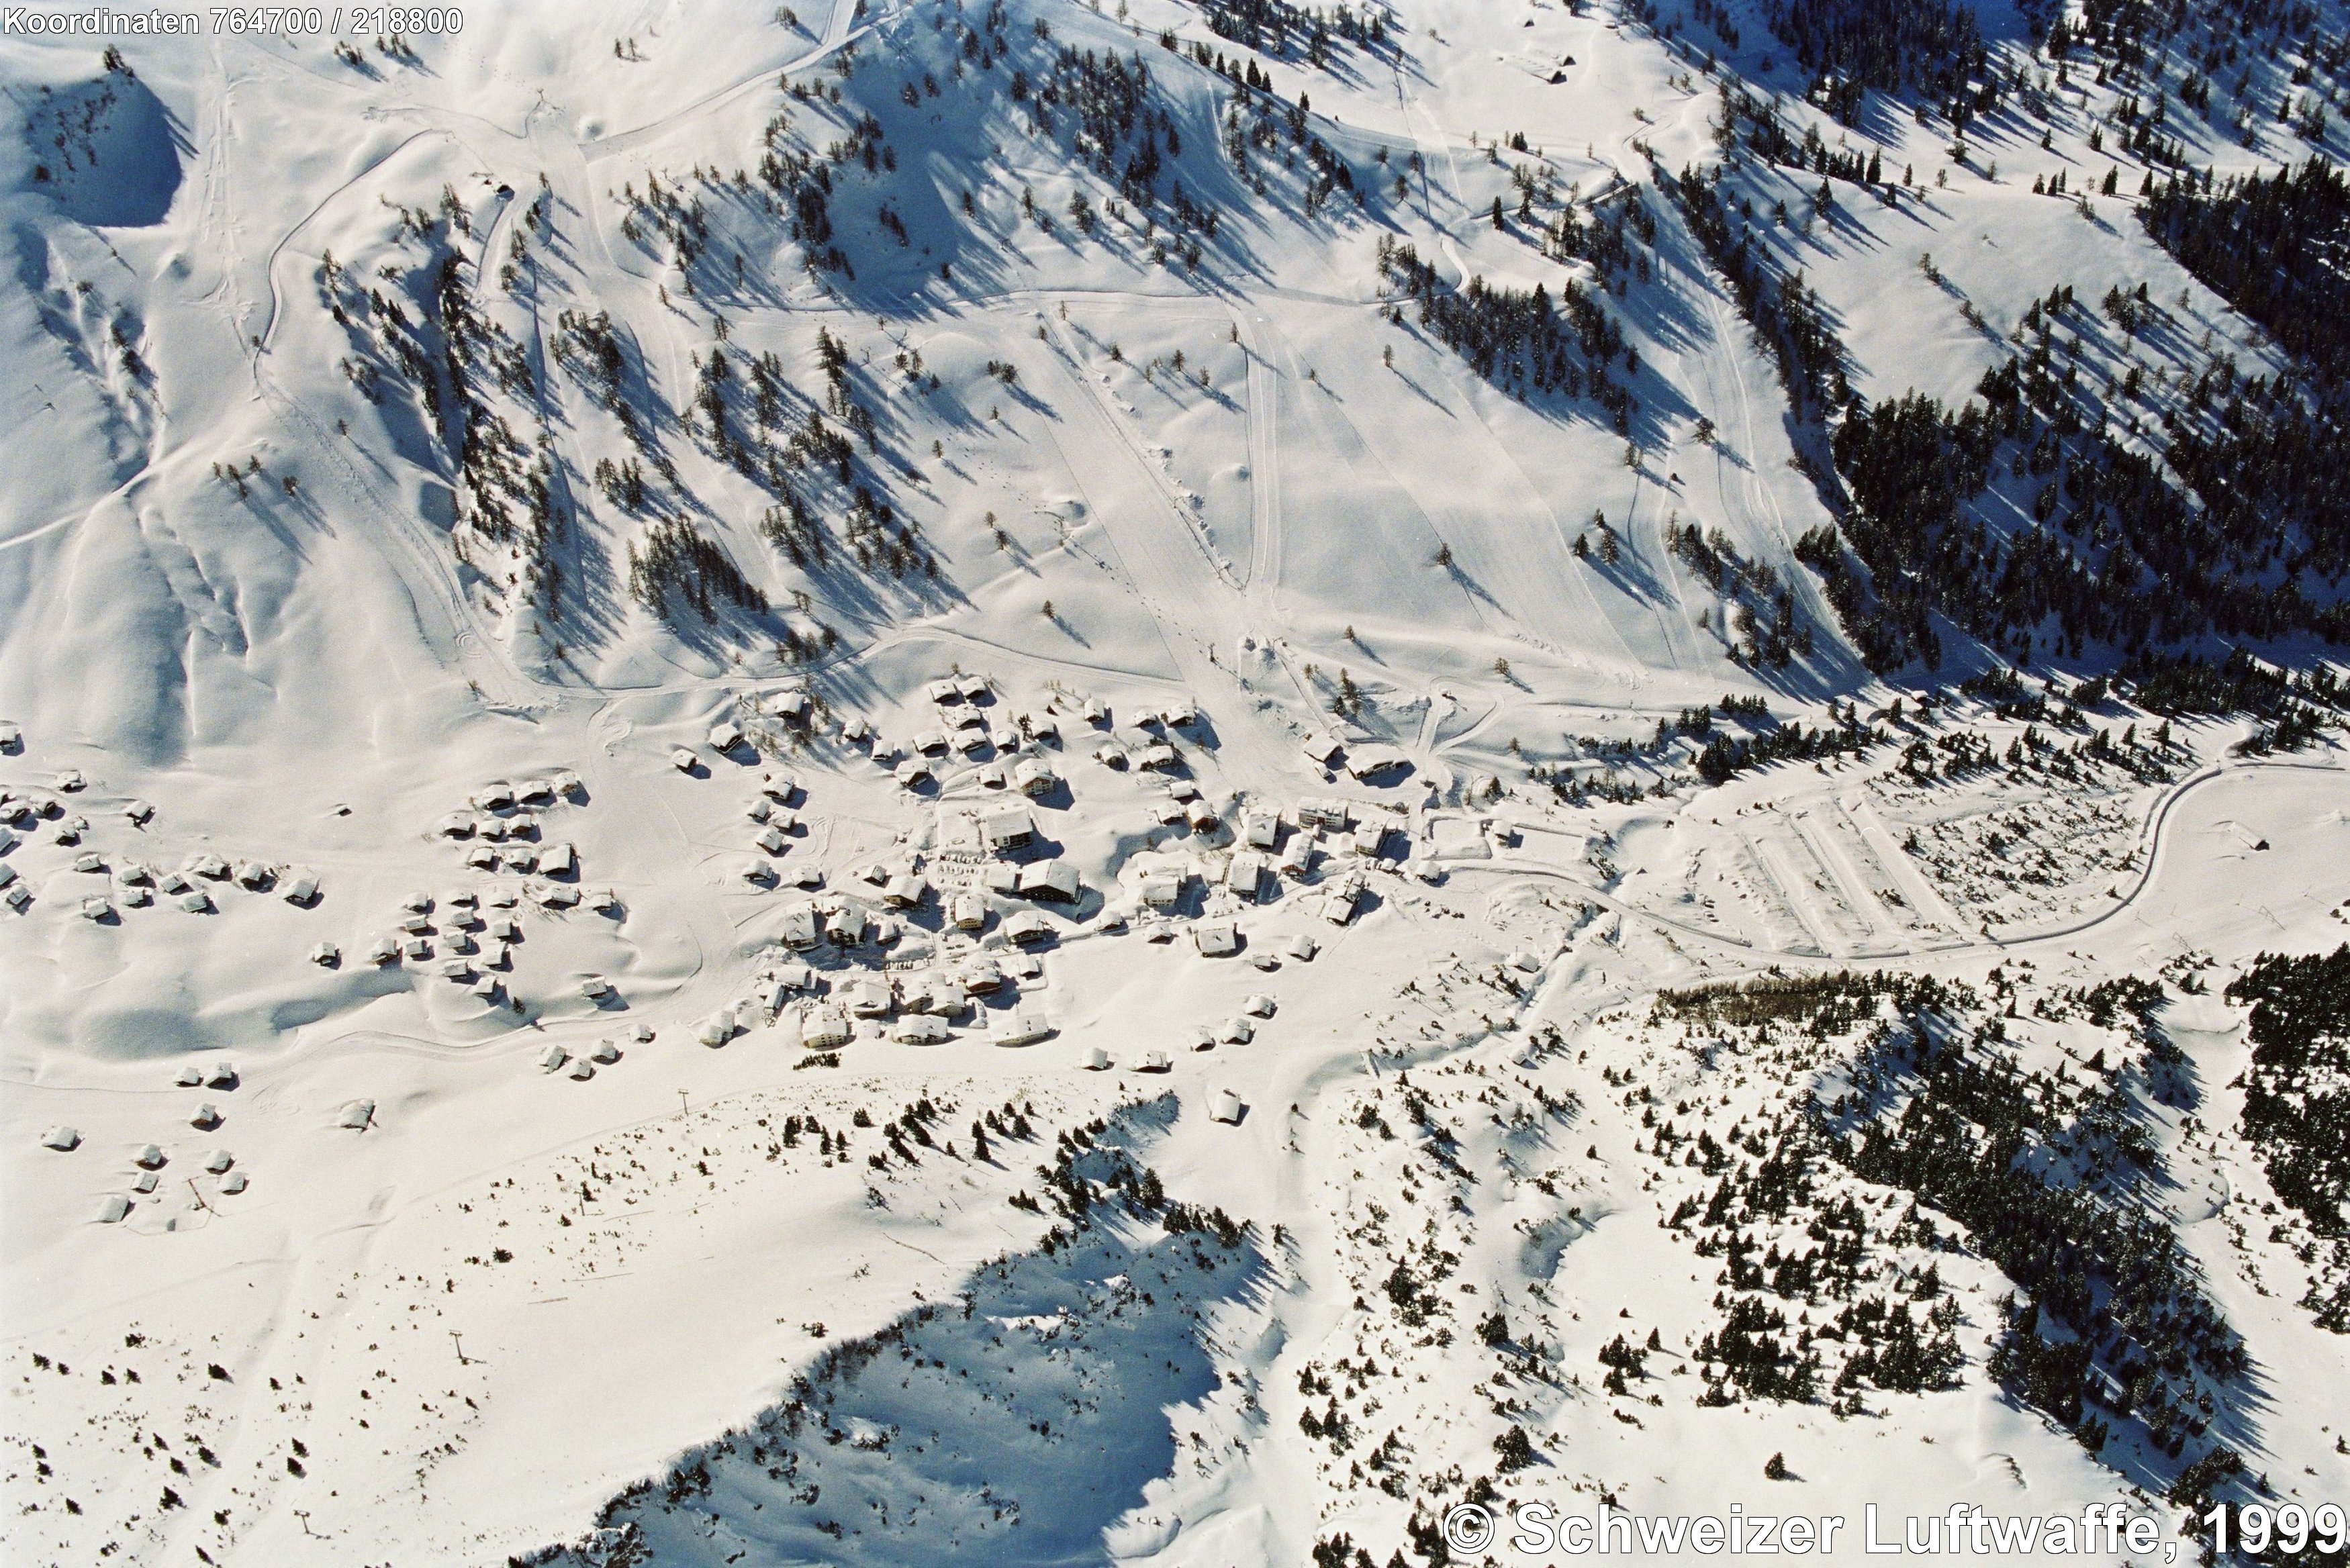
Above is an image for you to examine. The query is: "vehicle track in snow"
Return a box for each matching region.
[1235,309,1283,596]
[576,0,869,166]
[1040,311,1313,784]
[1476,754,2347,970]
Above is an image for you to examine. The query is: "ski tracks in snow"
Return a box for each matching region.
[1236,310,1283,597]
[1039,311,1304,784]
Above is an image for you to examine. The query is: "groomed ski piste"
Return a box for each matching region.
[3,1,2348,1563]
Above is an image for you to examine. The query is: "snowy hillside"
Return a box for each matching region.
[3,0,2349,1563]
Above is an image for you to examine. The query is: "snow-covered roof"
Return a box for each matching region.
[1192,920,1239,956]
[1015,859,1080,902]
[983,804,1035,846]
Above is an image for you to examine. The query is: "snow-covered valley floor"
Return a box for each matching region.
[4,0,2349,1563]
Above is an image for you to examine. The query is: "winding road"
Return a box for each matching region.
[1462,751,2343,975]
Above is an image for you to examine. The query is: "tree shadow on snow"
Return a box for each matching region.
[531,1095,1270,1568]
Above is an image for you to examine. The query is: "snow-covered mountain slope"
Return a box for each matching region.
[3,0,2349,1564]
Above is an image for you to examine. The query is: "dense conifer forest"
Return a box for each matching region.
[2226,946,2350,1331]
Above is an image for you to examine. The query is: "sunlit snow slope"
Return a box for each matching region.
[3,0,2348,1564]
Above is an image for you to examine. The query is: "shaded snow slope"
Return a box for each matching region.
[5,1,2349,1565]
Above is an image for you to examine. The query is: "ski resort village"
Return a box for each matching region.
[2,0,2349,1565]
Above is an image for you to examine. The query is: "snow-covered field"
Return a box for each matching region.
[3,1,2347,1563]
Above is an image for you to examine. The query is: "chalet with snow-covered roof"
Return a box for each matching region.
[983,805,1037,852]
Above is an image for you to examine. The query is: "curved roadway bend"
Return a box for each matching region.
[578,0,865,166]
[229,0,872,716]
[205,0,2339,877]
[1470,754,2343,973]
